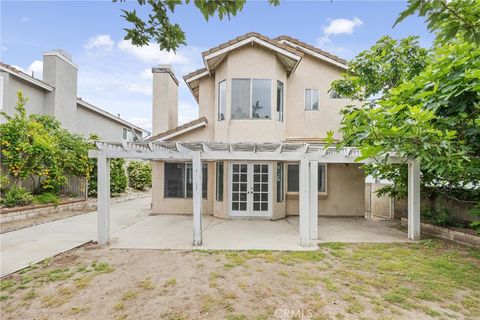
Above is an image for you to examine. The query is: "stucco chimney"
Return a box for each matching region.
[42,50,78,132]
[152,65,178,135]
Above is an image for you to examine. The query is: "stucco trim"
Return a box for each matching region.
[148,117,208,141]
[0,63,54,91]
[43,51,79,70]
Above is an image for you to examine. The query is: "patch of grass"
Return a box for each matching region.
[121,290,137,301]
[0,279,16,292]
[226,314,247,320]
[0,295,11,301]
[346,300,365,314]
[46,267,74,282]
[74,275,94,289]
[164,278,176,287]
[92,261,113,273]
[462,296,479,311]
[319,277,337,292]
[22,289,37,300]
[114,301,125,310]
[42,286,75,307]
[384,287,411,306]
[138,278,155,290]
[200,294,216,313]
[415,290,439,302]
[280,250,325,265]
[70,306,88,314]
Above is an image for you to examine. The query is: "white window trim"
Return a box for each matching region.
[231,78,272,120]
[304,89,319,110]
[218,80,226,121]
[286,162,327,195]
[277,80,284,122]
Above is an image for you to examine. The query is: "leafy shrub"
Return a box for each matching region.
[469,203,480,235]
[127,161,152,190]
[421,208,460,227]
[34,192,59,205]
[88,158,128,197]
[0,186,34,207]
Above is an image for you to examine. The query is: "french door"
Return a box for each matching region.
[230,163,272,217]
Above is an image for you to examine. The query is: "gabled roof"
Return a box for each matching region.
[0,62,54,91]
[183,33,348,101]
[148,116,208,141]
[275,35,348,69]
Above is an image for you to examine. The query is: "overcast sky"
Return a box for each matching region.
[1,0,434,133]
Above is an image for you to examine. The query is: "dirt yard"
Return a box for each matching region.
[1,240,479,320]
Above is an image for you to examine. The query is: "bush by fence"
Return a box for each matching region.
[127,161,152,191]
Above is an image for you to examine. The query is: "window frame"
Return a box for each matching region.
[286,162,327,195]
[164,162,208,199]
[304,89,319,110]
[276,80,284,122]
[231,78,272,120]
[276,162,284,202]
[122,127,133,141]
[218,80,226,121]
[216,161,224,202]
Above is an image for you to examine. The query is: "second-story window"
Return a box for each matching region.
[277,81,284,122]
[123,127,133,141]
[305,89,319,110]
[218,80,226,121]
[231,79,271,119]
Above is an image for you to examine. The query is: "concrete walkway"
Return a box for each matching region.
[1,196,410,277]
[1,197,151,277]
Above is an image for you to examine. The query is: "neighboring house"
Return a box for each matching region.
[0,50,148,141]
[148,32,365,219]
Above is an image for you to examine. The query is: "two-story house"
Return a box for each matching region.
[148,33,365,220]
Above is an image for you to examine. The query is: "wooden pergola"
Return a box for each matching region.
[88,141,421,247]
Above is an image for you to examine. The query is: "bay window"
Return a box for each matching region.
[231,79,271,119]
[164,162,207,198]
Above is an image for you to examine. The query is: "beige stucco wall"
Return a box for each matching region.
[286,55,352,140]
[152,71,178,135]
[151,161,215,215]
[286,163,365,216]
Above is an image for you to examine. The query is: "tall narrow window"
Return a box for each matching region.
[216,162,224,201]
[231,79,271,119]
[218,80,226,121]
[305,89,319,110]
[277,162,284,202]
[277,81,284,122]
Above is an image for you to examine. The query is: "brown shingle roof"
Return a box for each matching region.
[148,116,208,141]
[201,32,303,58]
[183,67,208,82]
[274,35,347,66]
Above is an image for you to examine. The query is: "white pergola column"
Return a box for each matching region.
[299,158,311,246]
[408,159,421,240]
[192,152,203,245]
[309,161,318,240]
[97,150,110,245]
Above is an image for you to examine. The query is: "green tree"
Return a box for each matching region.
[127,161,152,191]
[395,0,480,45]
[115,0,280,51]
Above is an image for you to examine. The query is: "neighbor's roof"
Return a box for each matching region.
[183,32,348,101]
[0,62,54,91]
[77,98,149,134]
[148,116,208,142]
[1,61,148,135]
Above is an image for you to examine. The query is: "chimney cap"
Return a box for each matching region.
[43,49,78,69]
[152,65,178,85]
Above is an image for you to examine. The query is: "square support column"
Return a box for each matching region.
[408,159,421,240]
[309,161,318,240]
[192,152,203,245]
[299,158,311,246]
[97,150,110,245]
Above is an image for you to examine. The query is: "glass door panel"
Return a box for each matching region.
[231,164,249,216]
